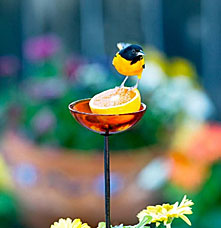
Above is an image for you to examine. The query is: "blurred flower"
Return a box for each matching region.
[51,218,90,228]
[149,76,192,115]
[137,195,193,227]
[187,124,221,164]
[140,62,167,92]
[170,122,201,153]
[64,56,87,80]
[24,34,61,61]
[137,157,170,191]
[183,90,214,121]
[169,151,208,191]
[31,108,56,135]
[25,78,67,100]
[144,48,168,72]
[148,76,213,123]
[0,156,12,189]
[168,122,221,190]
[0,55,19,76]
[94,172,124,196]
[168,76,194,91]
[76,63,107,88]
[171,122,221,165]
[14,163,38,187]
[169,58,196,78]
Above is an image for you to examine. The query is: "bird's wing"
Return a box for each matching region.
[117,42,131,50]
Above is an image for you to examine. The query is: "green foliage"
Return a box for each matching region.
[134,215,152,228]
[0,191,18,227]
[165,162,221,228]
[98,215,152,228]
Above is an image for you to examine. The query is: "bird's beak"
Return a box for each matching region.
[137,50,144,56]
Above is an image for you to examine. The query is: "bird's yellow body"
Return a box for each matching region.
[112,53,144,79]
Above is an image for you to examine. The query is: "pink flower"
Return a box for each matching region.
[0,55,20,76]
[64,56,86,79]
[24,34,61,61]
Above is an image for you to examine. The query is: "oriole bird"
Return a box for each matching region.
[112,42,145,88]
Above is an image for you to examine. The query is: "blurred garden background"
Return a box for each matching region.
[0,0,221,228]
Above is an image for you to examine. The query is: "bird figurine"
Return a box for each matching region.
[112,42,145,88]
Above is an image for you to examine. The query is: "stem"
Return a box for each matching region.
[104,135,111,228]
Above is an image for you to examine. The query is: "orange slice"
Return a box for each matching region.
[89,87,141,115]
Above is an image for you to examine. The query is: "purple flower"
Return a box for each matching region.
[24,34,61,61]
[0,55,20,76]
[25,78,66,100]
[31,108,56,135]
[64,56,87,80]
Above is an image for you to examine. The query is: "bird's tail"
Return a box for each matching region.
[117,42,131,50]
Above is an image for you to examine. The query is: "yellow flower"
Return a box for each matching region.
[0,156,13,189]
[51,218,90,228]
[137,195,194,227]
[169,58,196,78]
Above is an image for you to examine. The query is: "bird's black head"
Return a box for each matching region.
[119,44,144,61]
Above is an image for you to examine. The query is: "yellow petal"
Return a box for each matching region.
[179,209,193,214]
[179,214,192,226]
[81,223,90,228]
[180,195,187,206]
[156,222,161,227]
[50,218,91,228]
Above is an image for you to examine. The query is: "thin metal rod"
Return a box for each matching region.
[104,135,111,228]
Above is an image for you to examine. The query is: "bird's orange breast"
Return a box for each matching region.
[112,53,144,79]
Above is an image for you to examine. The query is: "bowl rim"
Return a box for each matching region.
[68,98,147,116]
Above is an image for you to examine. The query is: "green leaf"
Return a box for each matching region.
[112,224,124,228]
[135,215,153,228]
[156,223,165,228]
[97,222,106,228]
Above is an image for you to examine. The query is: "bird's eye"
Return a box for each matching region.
[132,49,136,54]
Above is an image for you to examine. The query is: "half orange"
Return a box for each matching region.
[89,87,141,115]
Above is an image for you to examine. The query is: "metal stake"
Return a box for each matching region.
[104,135,110,228]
